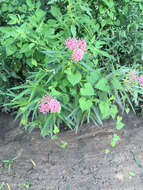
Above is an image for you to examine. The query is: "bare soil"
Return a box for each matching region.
[0,112,143,190]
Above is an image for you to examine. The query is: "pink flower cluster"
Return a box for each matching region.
[39,95,60,114]
[128,70,143,87]
[65,38,86,62]
[138,75,143,87]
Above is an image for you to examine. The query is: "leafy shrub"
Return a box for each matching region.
[0,0,143,140]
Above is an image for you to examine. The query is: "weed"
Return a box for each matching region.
[0,182,5,190]
[24,182,31,189]
[1,157,17,173]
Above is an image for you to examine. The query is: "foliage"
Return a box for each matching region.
[0,0,143,142]
[1,156,17,173]
[0,182,5,190]
[24,182,31,189]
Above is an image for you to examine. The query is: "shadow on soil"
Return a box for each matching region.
[0,112,143,190]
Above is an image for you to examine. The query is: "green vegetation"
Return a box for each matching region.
[24,182,31,189]
[1,156,17,173]
[0,182,5,190]
[0,0,143,144]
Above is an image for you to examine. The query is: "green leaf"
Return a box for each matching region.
[80,83,94,96]
[102,0,114,8]
[80,61,95,72]
[80,5,92,17]
[29,43,35,49]
[99,102,110,119]
[111,105,118,119]
[111,134,119,147]
[47,0,57,5]
[5,38,15,46]
[95,78,109,92]
[51,135,57,140]
[1,73,7,82]
[71,24,76,38]
[105,149,110,154]
[126,108,130,114]
[35,9,46,21]
[112,78,123,90]
[32,59,37,66]
[113,133,120,142]
[24,182,31,189]
[41,127,49,137]
[116,122,124,130]
[86,71,101,84]
[67,71,82,86]
[36,0,41,8]
[50,6,62,18]
[111,141,116,147]
[26,0,34,10]
[0,27,12,33]
[20,44,30,53]
[21,119,27,126]
[79,97,93,112]
[53,125,59,134]
[18,4,27,13]
[95,49,113,59]
[60,142,68,149]
[95,41,106,48]
[8,14,18,25]
[129,172,136,177]
[116,116,124,130]
[51,89,61,96]
[6,45,17,56]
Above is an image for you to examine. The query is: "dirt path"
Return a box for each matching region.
[0,112,143,190]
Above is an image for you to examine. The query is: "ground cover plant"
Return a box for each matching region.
[1,156,17,174]
[0,0,143,147]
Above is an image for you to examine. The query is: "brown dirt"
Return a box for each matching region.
[0,112,143,190]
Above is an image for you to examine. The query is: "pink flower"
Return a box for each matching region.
[65,38,86,62]
[72,49,84,61]
[65,38,86,52]
[77,39,86,52]
[49,99,60,113]
[39,103,50,114]
[138,75,143,87]
[39,95,60,114]
[65,38,78,50]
